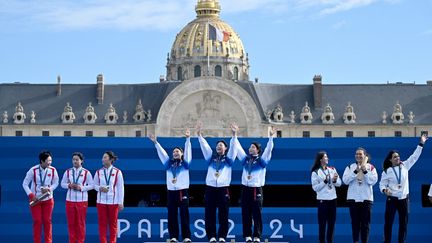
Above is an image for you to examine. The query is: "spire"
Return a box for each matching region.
[195,0,221,18]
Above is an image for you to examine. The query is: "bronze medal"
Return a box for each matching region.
[215,172,220,177]
[172,178,177,184]
[247,175,252,180]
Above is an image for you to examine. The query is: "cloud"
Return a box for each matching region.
[0,0,399,31]
[0,0,195,31]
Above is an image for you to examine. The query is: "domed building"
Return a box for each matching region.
[166,0,249,82]
[0,0,431,138]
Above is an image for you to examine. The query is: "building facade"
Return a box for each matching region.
[0,0,431,138]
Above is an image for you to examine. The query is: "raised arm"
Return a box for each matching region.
[196,121,213,161]
[226,123,239,161]
[148,133,170,165]
[404,134,427,171]
[261,127,276,163]
[184,128,192,164]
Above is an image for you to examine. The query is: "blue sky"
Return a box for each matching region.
[0,0,431,85]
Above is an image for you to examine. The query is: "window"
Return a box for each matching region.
[64,131,72,137]
[324,131,332,138]
[177,67,183,81]
[86,131,93,137]
[194,65,201,78]
[107,131,115,137]
[15,131,23,137]
[215,65,222,77]
[276,130,282,138]
[395,131,402,137]
[346,131,354,137]
[135,130,142,137]
[368,131,375,137]
[42,131,50,137]
[233,67,239,80]
[302,131,310,138]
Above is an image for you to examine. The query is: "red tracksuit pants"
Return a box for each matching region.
[30,198,54,243]
[97,203,119,243]
[66,201,88,243]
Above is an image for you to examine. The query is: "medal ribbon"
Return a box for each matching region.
[104,167,114,187]
[391,166,402,185]
[39,166,48,187]
[72,168,82,184]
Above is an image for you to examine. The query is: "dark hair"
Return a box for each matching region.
[104,151,118,163]
[39,150,52,164]
[311,151,327,173]
[72,152,84,161]
[173,146,184,160]
[216,140,228,155]
[383,150,398,171]
[72,152,84,165]
[251,142,262,154]
[216,140,228,148]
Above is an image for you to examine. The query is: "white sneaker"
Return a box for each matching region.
[209,237,217,243]
[183,238,191,243]
[245,236,253,243]
[218,238,225,243]
[170,238,178,243]
[253,237,260,243]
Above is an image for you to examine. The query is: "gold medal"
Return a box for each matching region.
[172,178,177,184]
[247,175,252,180]
[215,172,220,177]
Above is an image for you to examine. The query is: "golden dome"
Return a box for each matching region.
[166,0,249,81]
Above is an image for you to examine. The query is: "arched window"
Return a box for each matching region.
[194,65,201,78]
[215,65,222,77]
[233,67,239,80]
[177,67,183,81]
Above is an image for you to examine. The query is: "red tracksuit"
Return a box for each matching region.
[94,166,124,243]
[61,167,94,243]
[22,165,59,243]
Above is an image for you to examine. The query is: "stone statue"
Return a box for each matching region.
[83,102,97,124]
[104,103,118,124]
[30,111,36,124]
[123,110,128,123]
[382,111,387,124]
[391,102,404,124]
[61,102,76,123]
[289,110,295,124]
[321,103,335,124]
[343,102,357,124]
[3,111,8,123]
[300,101,313,124]
[408,111,415,124]
[271,104,284,122]
[147,109,152,122]
[13,102,26,124]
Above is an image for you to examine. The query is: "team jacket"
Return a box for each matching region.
[379,145,423,200]
[154,137,191,191]
[342,162,378,202]
[235,136,274,188]
[22,164,59,201]
[311,166,342,200]
[198,135,236,187]
[94,166,124,205]
[61,167,94,202]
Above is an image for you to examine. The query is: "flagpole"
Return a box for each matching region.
[207,20,210,76]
